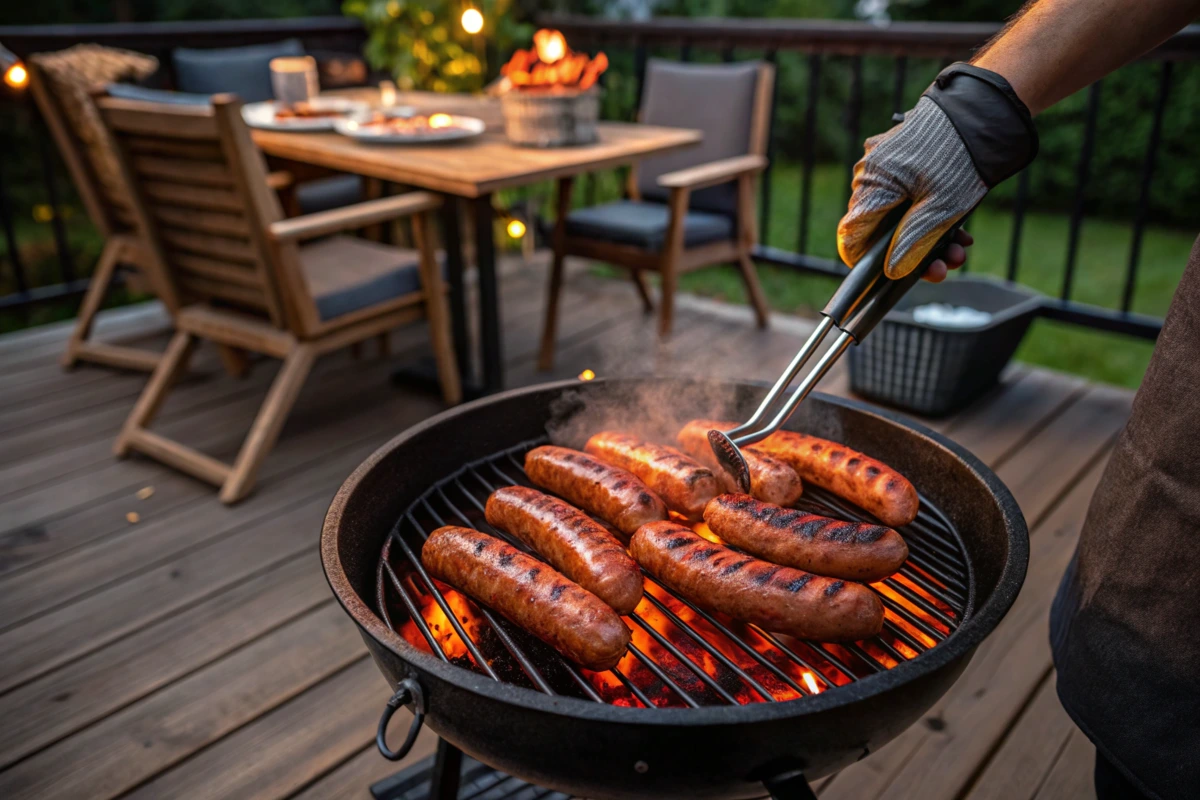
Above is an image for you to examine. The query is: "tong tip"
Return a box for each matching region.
[708,429,752,494]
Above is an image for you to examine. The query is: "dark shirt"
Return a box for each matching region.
[1049,234,1200,800]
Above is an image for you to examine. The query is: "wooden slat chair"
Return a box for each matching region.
[97,92,460,504]
[538,59,774,370]
[27,48,298,373]
[27,47,170,372]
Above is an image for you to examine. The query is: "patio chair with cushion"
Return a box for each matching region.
[173,38,366,216]
[27,45,298,374]
[538,59,774,370]
[97,91,460,504]
[28,45,170,372]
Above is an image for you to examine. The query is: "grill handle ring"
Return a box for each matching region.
[376,677,426,761]
[763,769,818,800]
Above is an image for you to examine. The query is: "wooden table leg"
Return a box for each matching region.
[473,193,504,394]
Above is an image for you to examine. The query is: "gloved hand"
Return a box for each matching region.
[838,63,1039,280]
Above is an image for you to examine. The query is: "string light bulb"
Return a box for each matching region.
[461,8,484,35]
[4,62,27,90]
[506,218,526,239]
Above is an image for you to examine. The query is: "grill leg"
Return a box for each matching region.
[429,739,463,800]
[764,770,819,800]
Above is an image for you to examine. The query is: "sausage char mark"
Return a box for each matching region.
[704,494,909,583]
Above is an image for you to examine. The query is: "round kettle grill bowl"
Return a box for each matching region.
[321,378,1028,799]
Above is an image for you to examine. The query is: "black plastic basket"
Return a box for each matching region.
[847,275,1042,417]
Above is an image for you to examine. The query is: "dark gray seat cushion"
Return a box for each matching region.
[314,262,423,322]
[105,83,210,105]
[296,174,365,215]
[172,39,303,103]
[566,200,734,251]
[636,59,759,215]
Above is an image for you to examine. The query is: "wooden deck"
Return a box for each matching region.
[0,256,1131,800]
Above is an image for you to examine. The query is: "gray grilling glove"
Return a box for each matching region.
[838,63,1039,279]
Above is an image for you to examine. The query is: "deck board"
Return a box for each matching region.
[0,258,1132,799]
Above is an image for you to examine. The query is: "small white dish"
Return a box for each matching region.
[333,114,486,144]
[241,97,370,131]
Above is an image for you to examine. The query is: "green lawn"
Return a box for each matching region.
[590,162,1195,389]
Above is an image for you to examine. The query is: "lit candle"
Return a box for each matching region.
[379,79,397,108]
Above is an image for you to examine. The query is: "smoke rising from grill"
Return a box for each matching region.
[545,379,749,449]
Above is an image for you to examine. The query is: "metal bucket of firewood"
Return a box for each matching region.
[501,89,600,147]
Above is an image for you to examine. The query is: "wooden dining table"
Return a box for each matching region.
[251,91,702,396]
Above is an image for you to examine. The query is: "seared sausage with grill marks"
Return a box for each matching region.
[704,493,908,582]
[752,430,919,528]
[677,419,803,506]
[485,486,643,614]
[631,522,884,642]
[584,432,719,521]
[524,445,668,539]
[422,526,630,671]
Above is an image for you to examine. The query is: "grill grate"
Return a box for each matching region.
[377,437,973,708]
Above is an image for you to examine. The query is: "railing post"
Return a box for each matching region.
[843,55,864,209]
[0,164,27,296]
[891,55,908,116]
[1123,61,1173,313]
[759,48,779,245]
[1060,80,1103,302]
[798,53,822,256]
[1007,167,1031,282]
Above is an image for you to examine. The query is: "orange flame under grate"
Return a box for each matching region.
[384,438,966,708]
[501,28,608,91]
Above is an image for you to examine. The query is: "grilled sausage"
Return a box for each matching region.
[584,432,719,520]
[630,521,884,642]
[485,486,644,614]
[422,526,630,671]
[704,493,908,582]
[677,419,803,506]
[524,445,668,539]
[752,430,919,527]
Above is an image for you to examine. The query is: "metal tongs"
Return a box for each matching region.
[709,207,963,492]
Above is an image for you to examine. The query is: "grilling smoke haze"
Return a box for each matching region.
[545,379,746,450]
[540,298,847,449]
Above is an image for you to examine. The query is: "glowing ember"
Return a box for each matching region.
[578,369,595,381]
[501,29,607,91]
[392,511,956,706]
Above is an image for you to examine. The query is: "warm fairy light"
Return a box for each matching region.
[578,369,595,381]
[533,29,567,64]
[428,113,453,128]
[4,62,27,90]
[506,218,526,239]
[802,671,821,694]
[461,8,484,34]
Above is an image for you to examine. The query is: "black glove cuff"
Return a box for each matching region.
[923,62,1039,188]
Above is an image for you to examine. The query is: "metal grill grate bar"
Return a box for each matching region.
[378,437,972,708]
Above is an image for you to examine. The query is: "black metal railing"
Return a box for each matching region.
[2,15,1198,341]
[0,15,366,314]
[545,15,1200,340]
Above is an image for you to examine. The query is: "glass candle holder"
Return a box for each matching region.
[270,56,319,107]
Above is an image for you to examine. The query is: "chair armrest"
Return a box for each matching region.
[657,155,768,191]
[268,191,443,243]
[265,170,295,191]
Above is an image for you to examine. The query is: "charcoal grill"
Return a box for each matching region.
[322,378,1027,799]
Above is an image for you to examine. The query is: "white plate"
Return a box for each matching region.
[332,114,486,144]
[241,97,371,131]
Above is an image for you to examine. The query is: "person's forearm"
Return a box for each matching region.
[972,0,1200,114]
